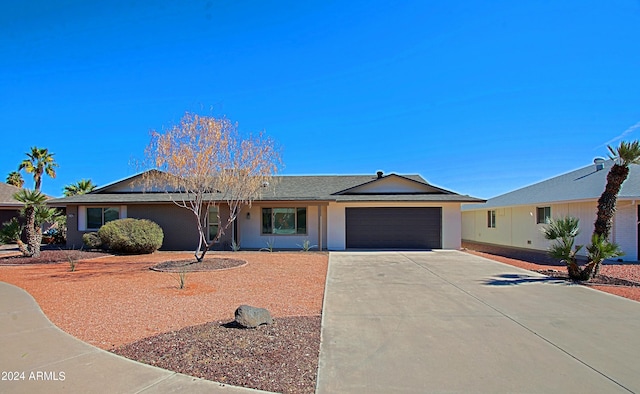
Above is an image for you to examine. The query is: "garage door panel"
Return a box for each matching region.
[346,207,441,249]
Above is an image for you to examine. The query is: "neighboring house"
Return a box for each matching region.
[48,171,483,251]
[0,183,23,225]
[462,159,640,261]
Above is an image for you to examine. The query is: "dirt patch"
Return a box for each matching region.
[0,249,110,265]
[150,257,247,272]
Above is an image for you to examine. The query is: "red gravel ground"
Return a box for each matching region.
[0,251,328,349]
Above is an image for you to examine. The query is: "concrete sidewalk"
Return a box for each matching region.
[316,251,640,393]
[0,281,264,394]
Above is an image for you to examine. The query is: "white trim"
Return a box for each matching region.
[78,205,86,231]
[78,205,127,232]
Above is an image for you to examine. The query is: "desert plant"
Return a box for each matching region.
[142,112,280,262]
[231,239,241,252]
[98,218,163,254]
[82,232,102,249]
[544,216,625,280]
[0,218,23,245]
[578,234,624,279]
[13,189,47,257]
[542,216,583,279]
[260,238,275,252]
[298,239,317,252]
[62,247,82,272]
[173,270,188,289]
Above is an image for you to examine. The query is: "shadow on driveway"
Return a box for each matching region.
[483,273,568,286]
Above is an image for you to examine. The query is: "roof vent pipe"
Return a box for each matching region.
[594,157,605,171]
[376,171,383,179]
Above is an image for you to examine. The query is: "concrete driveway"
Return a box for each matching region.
[316,251,640,393]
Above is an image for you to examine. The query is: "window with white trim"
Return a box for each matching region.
[86,207,120,229]
[487,210,496,228]
[536,207,551,224]
[261,207,307,235]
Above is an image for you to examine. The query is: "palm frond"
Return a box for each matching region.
[13,189,47,207]
[586,234,624,263]
[608,140,640,166]
[542,216,580,241]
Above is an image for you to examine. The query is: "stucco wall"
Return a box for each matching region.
[613,201,638,261]
[65,205,81,248]
[462,201,638,261]
[66,203,234,251]
[238,204,326,250]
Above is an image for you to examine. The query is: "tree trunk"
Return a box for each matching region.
[196,242,210,262]
[22,206,42,258]
[565,257,586,280]
[16,239,29,256]
[593,164,628,239]
[579,261,599,281]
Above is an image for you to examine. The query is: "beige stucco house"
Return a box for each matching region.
[49,171,483,251]
[462,159,640,261]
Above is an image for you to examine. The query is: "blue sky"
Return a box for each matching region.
[2,1,639,198]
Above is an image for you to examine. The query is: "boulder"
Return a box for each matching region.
[234,305,273,328]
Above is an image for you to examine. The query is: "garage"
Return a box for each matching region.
[345,207,442,249]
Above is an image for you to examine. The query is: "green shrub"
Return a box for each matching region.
[98,218,163,254]
[0,218,22,245]
[82,232,102,249]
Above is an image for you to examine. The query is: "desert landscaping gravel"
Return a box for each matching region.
[0,251,327,393]
[1,248,639,393]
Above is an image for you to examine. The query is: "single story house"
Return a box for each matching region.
[0,182,23,225]
[462,159,640,261]
[49,171,483,251]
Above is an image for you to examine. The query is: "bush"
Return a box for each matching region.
[0,218,22,245]
[98,218,163,254]
[82,232,102,249]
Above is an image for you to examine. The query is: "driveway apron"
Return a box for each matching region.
[316,251,640,393]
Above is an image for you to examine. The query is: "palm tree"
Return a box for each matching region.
[593,141,640,238]
[63,179,97,196]
[586,140,640,279]
[13,189,48,257]
[6,171,24,187]
[542,216,583,279]
[543,217,624,280]
[18,147,58,191]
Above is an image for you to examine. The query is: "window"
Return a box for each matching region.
[86,207,120,229]
[208,206,219,242]
[262,207,307,235]
[487,210,496,228]
[536,207,551,224]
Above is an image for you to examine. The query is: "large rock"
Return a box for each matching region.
[234,305,273,328]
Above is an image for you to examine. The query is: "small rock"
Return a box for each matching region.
[234,305,273,328]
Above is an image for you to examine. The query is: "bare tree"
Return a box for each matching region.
[143,112,281,262]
